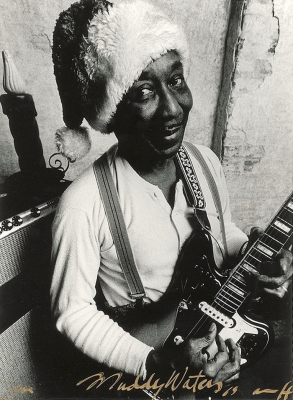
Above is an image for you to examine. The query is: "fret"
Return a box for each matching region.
[225,282,246,298]
[280,203,293,216]
[286,200,293,211]
[246,249,272,267]
[231,273,249,289]
[260,236,283,253]
[217,292,241,308]
[245,252,262,265]
[278,215,293,229]
[272,219,291,235]
[255,242,276,258]
[272,219,291,234]
[213,298,235,314]
[239,261,255,272]
[264,229,288,246]
[240,261,258,276]
[218,288,243,304]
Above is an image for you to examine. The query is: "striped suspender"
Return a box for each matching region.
[94,153,145,300]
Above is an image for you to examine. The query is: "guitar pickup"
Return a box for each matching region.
[199,301,234,328]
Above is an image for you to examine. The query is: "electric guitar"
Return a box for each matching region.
[127,191,293,398]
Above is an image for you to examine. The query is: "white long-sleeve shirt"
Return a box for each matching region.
[50,143,248,378]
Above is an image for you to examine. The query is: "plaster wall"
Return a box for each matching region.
[0,0,230,181]
[223,0,293,233]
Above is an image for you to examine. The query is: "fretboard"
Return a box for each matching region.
[213,192,293,317]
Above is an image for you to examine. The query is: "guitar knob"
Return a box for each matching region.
[31,207,41,218]
[179,301,188,310]
[2,219,13,231]
[12,215,23,226]
[174,335,184,345]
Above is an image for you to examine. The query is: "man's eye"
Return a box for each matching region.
[139,88,154,98]
[127,85,154,102]
[171,75,184,88]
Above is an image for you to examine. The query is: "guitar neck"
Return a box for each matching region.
[213,192,293,317]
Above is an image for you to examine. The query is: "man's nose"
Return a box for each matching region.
[159,88,181,119]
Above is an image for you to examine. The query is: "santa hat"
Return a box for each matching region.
[53,0,190,161]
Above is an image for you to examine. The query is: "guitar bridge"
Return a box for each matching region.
[199,301,234,328]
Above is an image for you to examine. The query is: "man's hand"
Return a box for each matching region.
[146,323,241,383]
[244,227,293,298]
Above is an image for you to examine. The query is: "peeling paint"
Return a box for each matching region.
[243,144,265,171]
[269,0,280,54]
[31,32,51,53]
[223,143,265,174]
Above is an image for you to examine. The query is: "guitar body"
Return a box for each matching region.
[129,231,274,368]
[162,255,273,366]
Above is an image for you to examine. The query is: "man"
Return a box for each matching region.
[50,0,292,397]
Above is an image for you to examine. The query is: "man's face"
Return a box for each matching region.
[113,51,193,163]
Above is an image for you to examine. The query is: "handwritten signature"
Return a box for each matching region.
[77,369,293,400]
[0,385,34,400]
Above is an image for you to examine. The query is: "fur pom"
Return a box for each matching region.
[55,126,91,162]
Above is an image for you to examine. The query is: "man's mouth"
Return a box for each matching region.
[153,123,183,138]
[164,124,182,136]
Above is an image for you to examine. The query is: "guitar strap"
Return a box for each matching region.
[93,143,228,302]
[179,142,228,259]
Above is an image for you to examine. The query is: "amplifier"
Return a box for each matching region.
[0,198,61,398]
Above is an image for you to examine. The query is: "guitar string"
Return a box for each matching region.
[197,200,293,314]
[221,202,293,313]
[211,199,293,314]
[184,197,293,340]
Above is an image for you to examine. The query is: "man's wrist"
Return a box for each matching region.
[145,349,178,378]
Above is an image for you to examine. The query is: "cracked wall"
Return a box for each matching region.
[222,0,293,232]
[0,0,230,181]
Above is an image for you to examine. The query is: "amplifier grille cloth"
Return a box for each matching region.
[0,311,41,398]
[0,226,31,286]
[0,216,53,287]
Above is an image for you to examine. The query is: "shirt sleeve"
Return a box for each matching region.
[195,145,248,259]
[50,204,152,378]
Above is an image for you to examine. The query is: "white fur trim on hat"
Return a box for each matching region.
[82,0,190,133]
[55,126,91,162]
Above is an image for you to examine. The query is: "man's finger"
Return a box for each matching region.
[195,323,217,348]
[257,274,286,288]
[222,372,240,384]
[212,341,241,383]
[247,227,264,249]
[243,266,289,288]
[275,250,293,276]
[263,280,290,297]
[203,336,229,378]
[225,339,241,363]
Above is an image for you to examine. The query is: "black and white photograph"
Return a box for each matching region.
[0,1,292,399]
